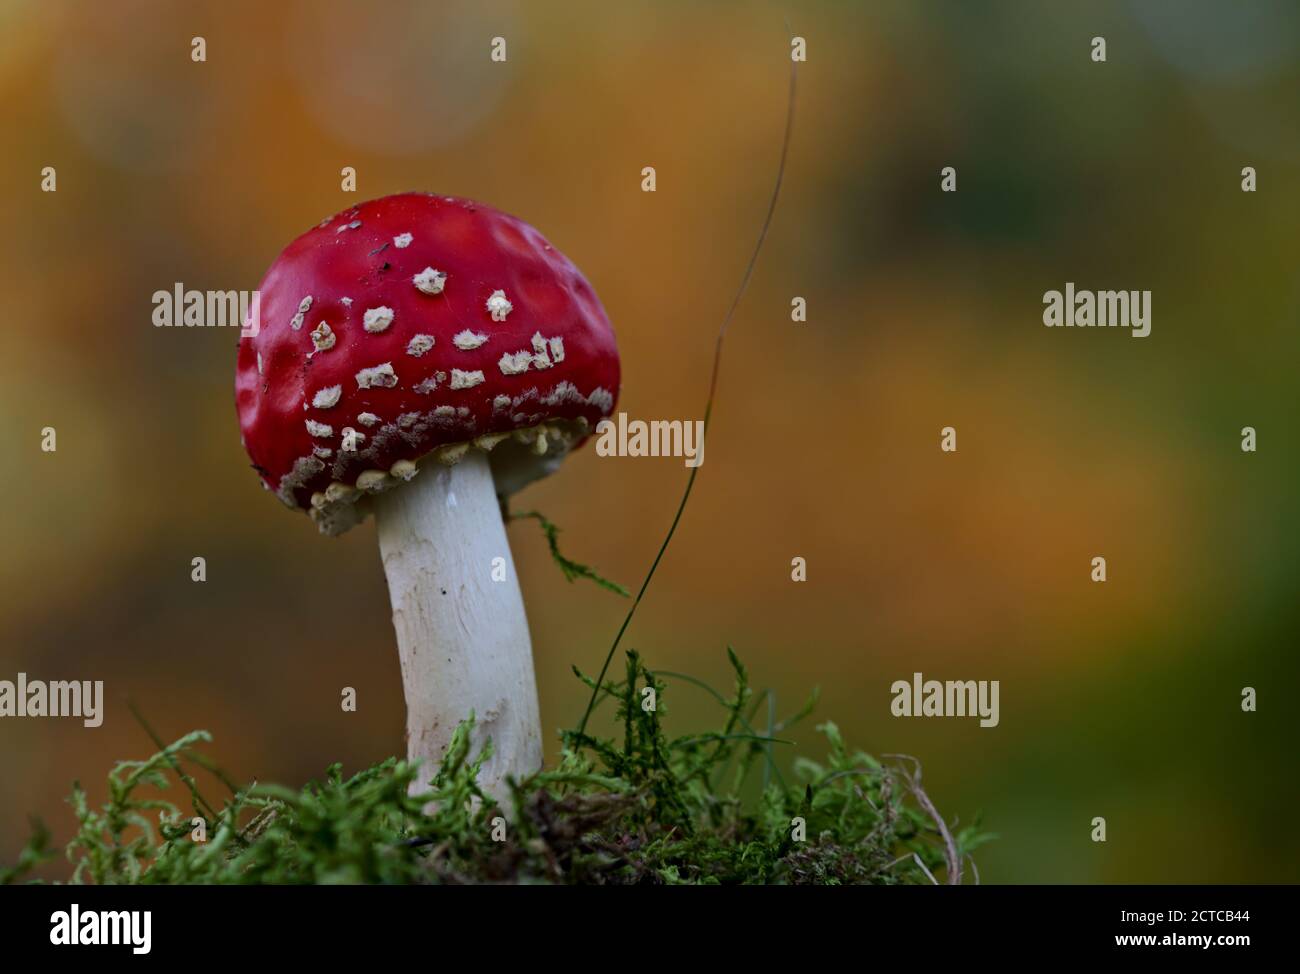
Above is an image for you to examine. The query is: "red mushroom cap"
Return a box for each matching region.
[235,192,620,534]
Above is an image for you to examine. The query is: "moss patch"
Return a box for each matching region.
[3,650,990,885]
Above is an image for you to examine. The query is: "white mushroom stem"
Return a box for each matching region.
[374,450,543,807]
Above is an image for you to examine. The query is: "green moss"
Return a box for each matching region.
[3,650,990,885]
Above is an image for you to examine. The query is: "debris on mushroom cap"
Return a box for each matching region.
[498,350,532,376]
[312,385,342,409]
[363,306,395,333]
[310,322,336,352]
[391,458,419,480]
[406,334,435,357]
[325,482,356,503]
[355,363,398,389]
[449,369,485,390]
[485,289,513,321]
[234,192,621,534]
[413,267,447,295]
[453,330,487,350]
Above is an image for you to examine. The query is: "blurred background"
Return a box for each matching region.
[1,0,1297,883]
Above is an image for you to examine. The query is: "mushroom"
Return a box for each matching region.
[234,193,620,804]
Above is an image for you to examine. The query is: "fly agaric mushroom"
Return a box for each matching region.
[235,192,619,803]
